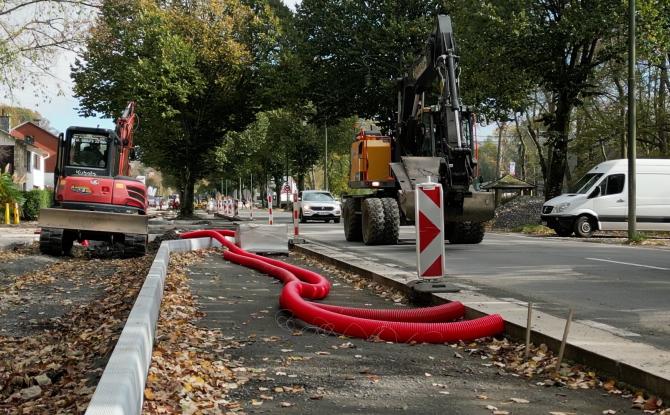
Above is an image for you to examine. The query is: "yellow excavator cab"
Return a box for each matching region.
[349,131,395,189]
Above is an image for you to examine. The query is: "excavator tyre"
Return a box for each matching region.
[362,198,387,245]
[342,198,363,242]
[380,198,399,244]
[123,233,148,258]
[446,221,485,244]
[39,228,75,256]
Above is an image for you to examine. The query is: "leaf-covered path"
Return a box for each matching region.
[0,246,154,413]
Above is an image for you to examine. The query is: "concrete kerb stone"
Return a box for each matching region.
[293,242,670,400]
[85,237,221,415]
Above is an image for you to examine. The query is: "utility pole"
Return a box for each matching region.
[627,0,637,239]
[324,123,329,191]
[250,173,253,204]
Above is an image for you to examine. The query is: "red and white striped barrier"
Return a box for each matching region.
[292,192,299,239]
[268,193,274,225]
[415,180,445,279]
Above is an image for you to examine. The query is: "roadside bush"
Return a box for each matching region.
[22,189,53,220]
[0,173,24,207]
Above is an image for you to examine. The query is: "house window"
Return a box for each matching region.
[33,153,41,171]
[26,151,31,172]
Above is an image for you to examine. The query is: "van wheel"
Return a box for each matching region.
[574,215,595,238]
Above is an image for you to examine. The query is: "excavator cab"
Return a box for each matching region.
[62,127,116,176]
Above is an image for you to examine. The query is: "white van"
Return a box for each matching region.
[541,159,670,237]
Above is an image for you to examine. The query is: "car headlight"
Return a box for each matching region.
[303,204,312,211]
[556,202,571,213]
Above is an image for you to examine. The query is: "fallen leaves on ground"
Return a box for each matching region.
[447,337,669,414]
[143,250,264,414]
[0,252,153,413]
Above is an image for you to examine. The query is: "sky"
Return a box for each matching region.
[283,0,301,10]
[1,50,111,133]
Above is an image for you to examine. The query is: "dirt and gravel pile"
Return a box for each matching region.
[149,229,182,250]
[491,196,544,230]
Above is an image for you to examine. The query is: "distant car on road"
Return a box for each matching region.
[298,190,341,223]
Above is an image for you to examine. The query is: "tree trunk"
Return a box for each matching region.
[495,122,505,179]
[514,114,526,180]
[658,61,668,155]
[544,97,571,200]
[614,77,627,158]
[179,168,195,217]
[297,174,305,192]
[524,110,547,183]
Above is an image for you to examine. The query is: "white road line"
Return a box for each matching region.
[585,257,670,270]
[576,320,641,337]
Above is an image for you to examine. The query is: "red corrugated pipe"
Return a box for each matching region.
[180,229,504,343]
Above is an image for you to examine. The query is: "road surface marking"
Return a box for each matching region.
[585,257,669,270]
[577,320,641,337]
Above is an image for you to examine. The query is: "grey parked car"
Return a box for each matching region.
[298,190,341,223]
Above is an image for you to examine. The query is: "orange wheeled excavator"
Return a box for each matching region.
[38,102,149,256]
[343,15,494,245]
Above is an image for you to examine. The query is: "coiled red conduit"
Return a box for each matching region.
[180,229,504,343]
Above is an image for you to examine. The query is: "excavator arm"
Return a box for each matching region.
[115,101,137,177]
[396,15,471,159]
[393,14,491,223]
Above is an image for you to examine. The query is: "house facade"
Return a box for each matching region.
[0,116,52,190]
[10,121,58,188]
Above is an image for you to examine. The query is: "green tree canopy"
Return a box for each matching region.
[72,0,282,215]
[294,0,443,128]
[446,0,627,199]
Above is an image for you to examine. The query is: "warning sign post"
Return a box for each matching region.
[411,180,460,293]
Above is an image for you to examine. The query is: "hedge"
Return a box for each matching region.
[22,189,53,220]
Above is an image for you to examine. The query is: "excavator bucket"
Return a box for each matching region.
[39,208,148,235]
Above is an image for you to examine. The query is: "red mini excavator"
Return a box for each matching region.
[38,102,149,256]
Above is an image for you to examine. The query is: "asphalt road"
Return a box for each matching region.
[259,210,670,353]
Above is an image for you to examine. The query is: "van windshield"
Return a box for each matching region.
[570,173,603,194]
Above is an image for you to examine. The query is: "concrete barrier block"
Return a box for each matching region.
[86,237,213,415]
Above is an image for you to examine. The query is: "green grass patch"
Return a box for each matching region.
[626,233,649,244]
[513,224,555,235]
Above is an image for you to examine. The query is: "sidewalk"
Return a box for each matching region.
[0,224,39,249]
